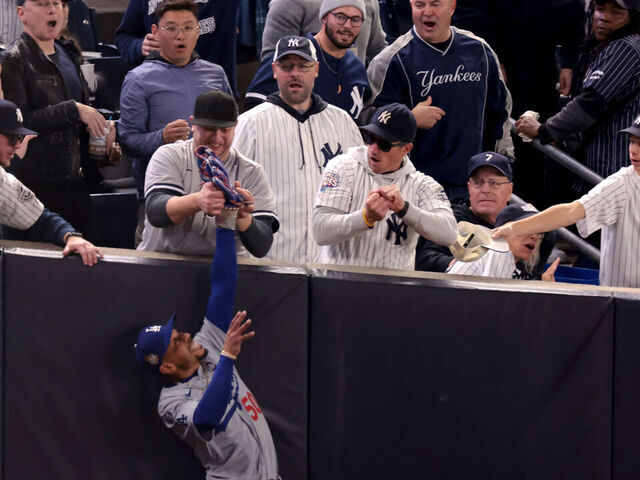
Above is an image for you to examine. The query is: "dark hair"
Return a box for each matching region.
[154,0,199,22]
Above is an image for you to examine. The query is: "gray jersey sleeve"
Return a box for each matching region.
[0,168,44,230]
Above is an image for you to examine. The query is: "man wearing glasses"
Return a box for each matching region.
[313,103,456,270]
[415,151,514,272]
[233,35,363,264]
[118,0,232,245]
[244,0,371,121]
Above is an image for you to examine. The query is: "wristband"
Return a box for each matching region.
[63,231,83,243]
[397,201,409,218]
[220,349,237,360]
[362,209,375,228]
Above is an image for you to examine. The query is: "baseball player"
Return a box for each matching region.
[448,203,559,281]
[0,99,102,266]
[232,35,363,264]
[493,117,640,288]
[134,206,279,479]
[313,103,457,269]
[138,90,279,257]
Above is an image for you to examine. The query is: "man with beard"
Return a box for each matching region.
[233,35,363,264]
[244,0,370,121]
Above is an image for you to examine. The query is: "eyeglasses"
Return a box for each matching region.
[3,134,25,146]
[275,62,316,73]
[329,12,364,27]
[468,178,512,189]
[159,24,200,37]
[362,131,405,152]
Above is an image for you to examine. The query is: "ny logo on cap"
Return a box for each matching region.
[288,38,300,47]
[378,111,392,124]
[15,108,24,124]
[634,115,640,126]
[146,325,162,333]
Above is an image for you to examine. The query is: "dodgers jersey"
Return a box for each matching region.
[314,146,456,270]
[0,167,44,229]
[157,306,278,480]
[232,94,363,264]
[576,165,640,288]
[138,140,278,257]
[367,26,512,187]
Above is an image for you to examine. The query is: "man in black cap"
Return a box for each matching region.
[0,99,102,266]
[137,90,279,257]
[313,102,456,269]
[416,151,514,272]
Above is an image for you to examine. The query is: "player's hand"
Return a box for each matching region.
[197,182,225,216]
[542,257,561,282]
[492,222,514,239]
[162,119,190,144]
[411,96,445,129]
[364,190,391,223]
[15,134,37,159]
[377,185,405,212]
[558,68,572,96]
[75,102,109,138]
[222,310,255,358]
[235,181,255,232]
[141,33,160,56]
[62,236,103,266]
[515,115,541,139]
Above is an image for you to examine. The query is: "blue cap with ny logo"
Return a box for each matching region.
[273,35,318,63]
[360,103,417,144]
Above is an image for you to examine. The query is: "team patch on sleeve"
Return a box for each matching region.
[436,189,449,203]
[321,172,340,192]
[18,184,34,202]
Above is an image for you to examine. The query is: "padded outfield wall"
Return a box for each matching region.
[0,243,639,480]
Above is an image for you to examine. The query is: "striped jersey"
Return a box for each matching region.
[366,26,512,187]
[232,94,363,264]
[582,34,640,180]
[0,167,43,230]
[576,165,640,288]
[313,146,456,270]
[138,140,278,257]
[447,249,534,280]
[0,1,21,46]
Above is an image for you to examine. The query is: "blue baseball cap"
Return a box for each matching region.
[620,115,640,137]
[360,103,417,144]
[273,36,318,63]
[134,313,175,371]
[467,151,513,181]
[0,100,38,136]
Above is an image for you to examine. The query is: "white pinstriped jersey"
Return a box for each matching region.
[313,146,456,270]
[0,167,43,229]
[576,165,640,288]
[0,1,21,45]
[138,140,278,257]
[447,249,520,279]
[232,96,363,264]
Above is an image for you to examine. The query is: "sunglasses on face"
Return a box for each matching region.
[361,130,405,152]
[4,134,25,146]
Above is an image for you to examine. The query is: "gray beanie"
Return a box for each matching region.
[319,0,367,22]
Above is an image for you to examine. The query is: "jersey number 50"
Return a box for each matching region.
[242,392,263,421]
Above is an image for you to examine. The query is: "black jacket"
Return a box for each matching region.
[0,33,90,183]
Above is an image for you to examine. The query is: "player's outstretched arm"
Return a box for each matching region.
[193,311,255,434]
[492,201,585,239]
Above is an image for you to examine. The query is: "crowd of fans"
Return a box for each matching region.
[1,0,640,288]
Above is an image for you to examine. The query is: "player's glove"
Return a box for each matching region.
[195,145,246,208]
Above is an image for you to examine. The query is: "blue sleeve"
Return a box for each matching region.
[114,0,147,66]
[205,227,237,333]
[369,54,412,107]
[482,45,510,143]
[245,56,278,101]
[118,71,165,161]
[193,355,235,433]
[25,209,74,246]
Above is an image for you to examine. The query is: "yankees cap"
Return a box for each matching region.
[273,36,318,63]
[360,103,417,144]
[449,221,509,262]
[134,313,175,371]
[467,151,513,181]
[619,115,640,137]
[191,91,238,128]
[495,202,539,226]
[0,99,38,136]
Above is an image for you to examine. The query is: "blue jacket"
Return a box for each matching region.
[118,54,232,196]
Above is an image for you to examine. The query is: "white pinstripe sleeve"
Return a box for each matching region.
[0,168,44,230]
[447,250,515,279]
[232,113,257,160]
[315,155,355,212]
[576,169,626,237]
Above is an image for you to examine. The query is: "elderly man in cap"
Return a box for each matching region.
[415,151,514,272]
[137,90,278,257]
[245,0,371,120]
[494,117,640,288]
[0,99,102,266]
[135,213,279,479]
[233,35,362,264]
[313,102,456,270]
